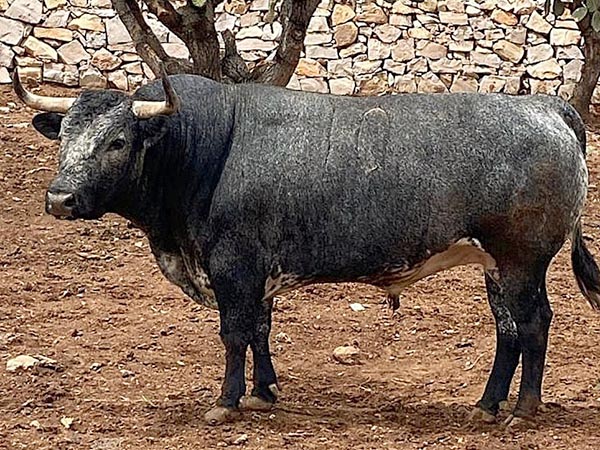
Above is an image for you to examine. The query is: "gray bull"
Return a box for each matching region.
[14,70,600,426]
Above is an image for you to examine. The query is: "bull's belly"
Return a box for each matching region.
[155,238,497,308]
[263,238,497,300]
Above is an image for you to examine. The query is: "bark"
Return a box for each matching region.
[145,0,221,80]
[113,0,192,76]
[112,0,319,87]
[572,27,600,120]
[250,0,321,85]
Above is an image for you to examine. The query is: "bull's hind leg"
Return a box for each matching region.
[240,299,279,412]
[505,275,553,425]
[471,273,521,423]
[473,258,553,426]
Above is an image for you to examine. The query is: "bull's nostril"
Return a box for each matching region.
[46,191,75,218]
[62,194,75,208]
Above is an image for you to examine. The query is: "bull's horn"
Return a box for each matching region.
[12,69,76,113]
[131,66,180,119]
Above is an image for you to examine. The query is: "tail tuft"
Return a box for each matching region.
[572,220,600,311]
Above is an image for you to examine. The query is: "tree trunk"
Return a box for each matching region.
[144,0,221,80]
[571,29,600,120]
[112,0,319,87]
[571,4,600,121]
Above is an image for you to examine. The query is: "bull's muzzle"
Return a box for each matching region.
[46,190,75,219]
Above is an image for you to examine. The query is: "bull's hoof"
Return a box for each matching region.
[468,406,496,424]
[240,383,279,411]
[498,400,510,412]
[503,414,531,429]
[204,406,239,425]
[240,395,274,411]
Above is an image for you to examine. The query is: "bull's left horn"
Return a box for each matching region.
[131,66,180,119]
[13,69,76,113]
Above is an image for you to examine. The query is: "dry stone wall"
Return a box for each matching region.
[0,0,589,100]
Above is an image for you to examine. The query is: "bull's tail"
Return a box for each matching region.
[572,220,600,310]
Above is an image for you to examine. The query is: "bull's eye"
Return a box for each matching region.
[109,138,126,151]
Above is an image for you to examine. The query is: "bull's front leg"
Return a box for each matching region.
[204,251,266,425]
[240,298,279,411]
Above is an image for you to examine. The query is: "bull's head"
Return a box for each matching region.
[14,69,180,220]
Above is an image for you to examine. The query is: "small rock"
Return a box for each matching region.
[30,420,42,430]
[527,59,562,80]
[33,27,73,42]
[0,67,10,84]
[106,16,131,45]
[0,43,14,68]
[58,40,90,65]
[90,362,103,371]
[232,434,248,445]
[7,355,39,372]
[68,13,104,32]
[334,22,358,48]
[43,10,70,28]
[44,62,78,86]
[550,28,581,46]
[45,0,66,8]
[418,73,448,93]
[367,39,390,60]
[527,43,554,64]
[394,75,416,93]
[450,76,478,93]
[60,417,74,429]
[305,46,338,59]
[331,4,355,26]
[120,369,135,378]
[439,11,468,25]
[374,24,401,44]
[329,77,355,96]
[350,303,366,312]
[299,77,328,93]
[493,40,524,63]
[416,41,446,60]
[0,17,26,46]
[479,75,505,93]
[308,16,329,33]
[357,4,387,24]
[491,9,517,26]
[274,332,292,344]
[91,48,121,71]
[333,345,361,364]
[339,42,366,58]
[5,0,43,24]
[525,11,552,35]
[108,70,128,90]
[470,51,501,68]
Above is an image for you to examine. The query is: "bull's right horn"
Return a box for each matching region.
[13,69,76,113]
[130,65,180,119]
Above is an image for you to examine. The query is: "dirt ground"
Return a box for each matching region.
[1,85,600,450]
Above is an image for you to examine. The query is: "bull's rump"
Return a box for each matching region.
[211,89,586,279]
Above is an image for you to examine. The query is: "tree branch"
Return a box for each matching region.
[221,29,252,83]
[250,0,320,86]
[145,0,222,80]
[113,0,192,76]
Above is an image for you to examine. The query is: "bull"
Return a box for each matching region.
[13,69,600,426]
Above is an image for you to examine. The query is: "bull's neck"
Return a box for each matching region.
[114,89,235,248]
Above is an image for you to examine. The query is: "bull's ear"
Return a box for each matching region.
[32,112,63,140]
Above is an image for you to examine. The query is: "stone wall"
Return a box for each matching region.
[0,0,587,99]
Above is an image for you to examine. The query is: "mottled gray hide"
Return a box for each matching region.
[33,74,599,424]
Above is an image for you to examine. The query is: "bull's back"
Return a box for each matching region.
[212,89,585,275]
